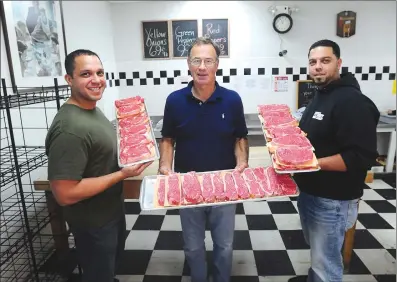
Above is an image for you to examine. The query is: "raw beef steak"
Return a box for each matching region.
[262,115,297,128]
[212,172,227,201]
[275,147,314,166]
[118,113,149,127]
[115,96,144,107]
[223,172,239,201]
[268,134,312,151]
[119,143,153,165]
[157,177,166,206]
[167,173,181,205]
[202,173,216,203]
[181,172,203,204]
[267,125,303,139]
[232,170,251,199]
[242,168,265,198]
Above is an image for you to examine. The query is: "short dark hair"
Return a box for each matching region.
[188,37,221,59]
[308,39,340,59]
[64,49,102,76]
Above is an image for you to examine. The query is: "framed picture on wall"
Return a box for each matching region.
[171,19,198,58]
[141,20,170,60]
[0,0,68,92]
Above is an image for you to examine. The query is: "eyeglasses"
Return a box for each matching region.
[189,58,217,67]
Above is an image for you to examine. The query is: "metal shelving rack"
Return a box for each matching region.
[1,78,76,281]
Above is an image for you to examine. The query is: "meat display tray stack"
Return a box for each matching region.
[139,168,300,211]
[257,104,321,174]
[115,97,160,167]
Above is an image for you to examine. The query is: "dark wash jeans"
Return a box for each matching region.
[70,215,126,282]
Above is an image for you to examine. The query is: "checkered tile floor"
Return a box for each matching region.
[111,178,396,282]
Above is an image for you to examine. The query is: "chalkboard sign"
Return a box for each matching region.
[171,20,198,58]
[296,80,317,109]
[142,21,170,59]
[202,19,229,57]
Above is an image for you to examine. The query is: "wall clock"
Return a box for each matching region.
[273,13,293,34]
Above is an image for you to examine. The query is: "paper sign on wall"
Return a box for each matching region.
[273,76,289,92]
[392,80,396,95]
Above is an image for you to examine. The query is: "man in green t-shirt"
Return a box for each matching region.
[45,49,152,282]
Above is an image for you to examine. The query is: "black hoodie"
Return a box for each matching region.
[293,73,380,200]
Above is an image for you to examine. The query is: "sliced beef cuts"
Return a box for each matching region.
[262,115,298,129]
[156,177,166,207]
[116,96,157,166]
[201,173,216,203]
[252,167,273,196]
[258,104,290,112]
[231,170,251,199]
[242,168,265,198]
[223,172,239,201]
[181,172,203,204]
[266,125,304,139]
[166,173,181,206]
[267,134,313,153]
[275,147,315,166]
[212,172,227,201]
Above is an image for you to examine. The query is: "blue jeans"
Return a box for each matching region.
[180,204,236,282]
[297,191,359,282]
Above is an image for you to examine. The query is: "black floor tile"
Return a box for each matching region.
[124,202,142,214]
[245,215,278,230]
[279,230,310,250]
[254,250,295,276]
[357,214,394,229]
[365,200,396,213]
[387,248,396,259]
[374,189,396,200]
[132,215,165,230]
[374,172,396,188]
[154,231,184,250]
[116,250,152,275]
[236,203,245,214]
[352,230,384,249]
[166,208,180,215]
[345,250,371,274]
[267,201,297,214]
[374,274,397,282]
[289,196,298,201]
[143,276,182,282]
[233,231,252,250]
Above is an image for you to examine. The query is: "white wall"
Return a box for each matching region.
[109,1,396,115]
[62,1,119,120]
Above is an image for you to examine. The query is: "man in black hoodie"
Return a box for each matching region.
[289,40,380,282]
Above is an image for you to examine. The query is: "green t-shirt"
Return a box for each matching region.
[45,103,124,228]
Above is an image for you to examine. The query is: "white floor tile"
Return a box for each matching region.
[342,275,377,282]
[140,209,167,215]
[231,250,258,276]
[125,230,159,250]
[273,214,302,230]
[161,215,182,231]
[115,275,144,282]
[380,213,396,229]
[145,250,185,275]
[388,200,396,207]
[366,180,393,189]
[204,230,213,251]
[354,249,396,275]
[249,230,286,250]
[287,249,311,275]
[355,221,366,229]
[259,276,295,281]
[358,201,377,214]
[243,201,271,214]
[361,189,386,201]
[125,215,139,230]
[235,214,249,230]
[368,230,396,249]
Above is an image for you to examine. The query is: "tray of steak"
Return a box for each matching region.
[139,166,300,210]
[115,96,160,167]
[257,103,320,174]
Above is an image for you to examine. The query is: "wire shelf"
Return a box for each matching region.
[1,78,77,281]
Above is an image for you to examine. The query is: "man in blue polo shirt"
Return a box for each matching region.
[159,37,249,282]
